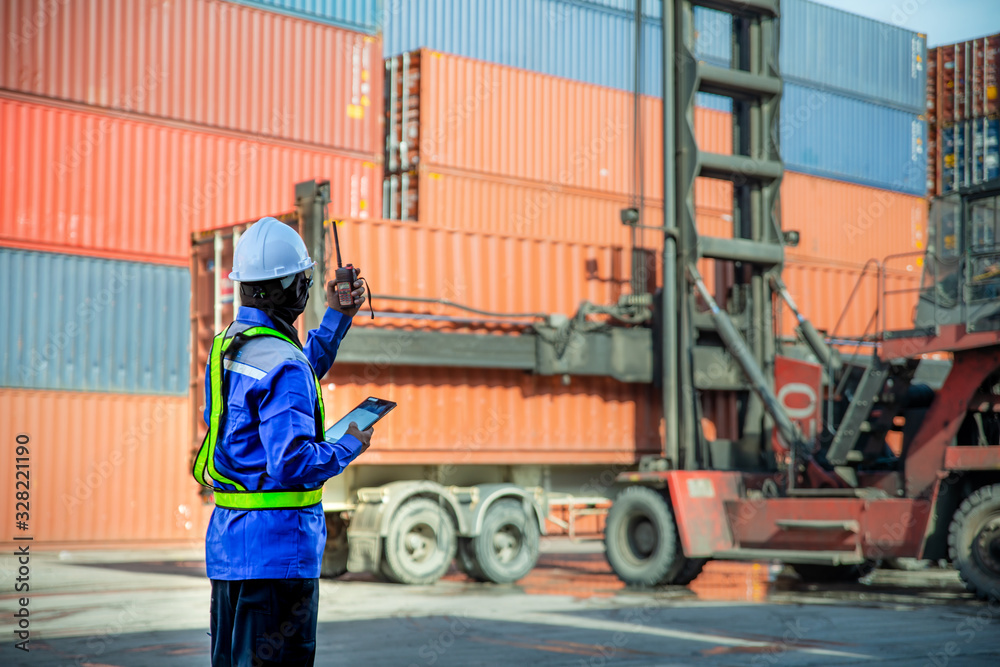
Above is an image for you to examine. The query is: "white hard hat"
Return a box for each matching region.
[229,217,315,282]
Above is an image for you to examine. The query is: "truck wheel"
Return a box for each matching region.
[948,483,1000,601]
[604,486,684,586]
[471,499,540,584]
[320,513,349,579]
[381,498,456,585]
[792,561,877,583]
[670,557,708,586]
[457,537,486,582]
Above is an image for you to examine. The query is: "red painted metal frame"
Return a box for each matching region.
[905,347,1000,498]
[945,446,1000,471]
[662,471,743,557]
[880,325,1000,360]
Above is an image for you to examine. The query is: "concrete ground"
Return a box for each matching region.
[2,538,998,666]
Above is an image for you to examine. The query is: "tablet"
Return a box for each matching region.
[325,396,396,441]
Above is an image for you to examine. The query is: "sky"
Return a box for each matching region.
[809,0,1000,46]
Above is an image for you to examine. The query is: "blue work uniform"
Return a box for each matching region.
[203,306,364,580]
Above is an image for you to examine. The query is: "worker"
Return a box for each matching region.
[192,216,371,666]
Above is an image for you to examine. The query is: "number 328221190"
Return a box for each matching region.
[15,439,29,519]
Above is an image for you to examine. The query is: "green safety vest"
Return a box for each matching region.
[192,324,326,510]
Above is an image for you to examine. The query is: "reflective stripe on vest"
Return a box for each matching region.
[191,324,326,510]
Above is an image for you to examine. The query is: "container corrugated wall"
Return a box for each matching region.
[782,83,926,195]
[0,249,190,395]
[0,390,207,548]
[782,172,928,266]
[1,0,382,154]
[221,0,380,32]
[0,96,381,261]
[318,364,661,465]
[381,0,727,98]
[385,50,733,200]
[780,261,921,338]
[781,0,926,112]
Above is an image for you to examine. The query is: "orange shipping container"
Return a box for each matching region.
[384,167,732,246]
[0,96,381,263]
[1,0,381,154]
[0,390,208,549]
[780,260,922,339]
[385,49,732,199]
[782,172,928,266]
[318,364,662,465]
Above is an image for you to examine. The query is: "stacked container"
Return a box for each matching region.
[929,35,1000,195]
[0,0,382,548]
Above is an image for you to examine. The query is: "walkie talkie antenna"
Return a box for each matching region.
[326,201,344,268]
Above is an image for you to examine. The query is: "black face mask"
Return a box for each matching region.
[240,271,312,344]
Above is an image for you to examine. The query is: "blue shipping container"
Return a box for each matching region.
[381,0,729,97]
[781,0,925,113]
[0,249,190,395]
[942,118,1000,194]
[222,0,380,33]
[781,83,926,195]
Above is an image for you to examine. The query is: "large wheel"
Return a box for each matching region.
[381,498,457,585]
[948,483,1000,601]
[792,561,877,583]
[604,486,688,586]
[320,513,349,579]
[670,557,708,586]
[470,499,540,584]
[457,537,487,582]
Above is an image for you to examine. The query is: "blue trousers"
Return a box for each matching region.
[210,578,319,667]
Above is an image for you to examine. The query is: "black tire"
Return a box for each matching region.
[604,486,685,586]
[381,498,457,585]
[457,537,487,582]
[948,483,1000,601]
[670,557,708,586]
[792,561,877,583]
[470,499,540,584]
[320,513,349,579]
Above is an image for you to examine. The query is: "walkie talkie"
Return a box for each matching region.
[330,218,357,308]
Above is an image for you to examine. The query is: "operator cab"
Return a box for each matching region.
[916,191,1000,332]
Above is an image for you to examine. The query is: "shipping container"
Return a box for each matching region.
[0,390,207,548]
[942,117,1000,194]
[782,172,928,266]
[934,35,1000,124]
[780,0,926,113]
[1,0,382,154]
[928,47,938,124]
[0,248,190,395]
[316,364,662,465]
[382,167,734,246]
[780,260,921,339]
[384,50,733,199]
[381,0,731,99]
[781,82,927,195]
[0,96,381,261]
[222,0,380,32]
